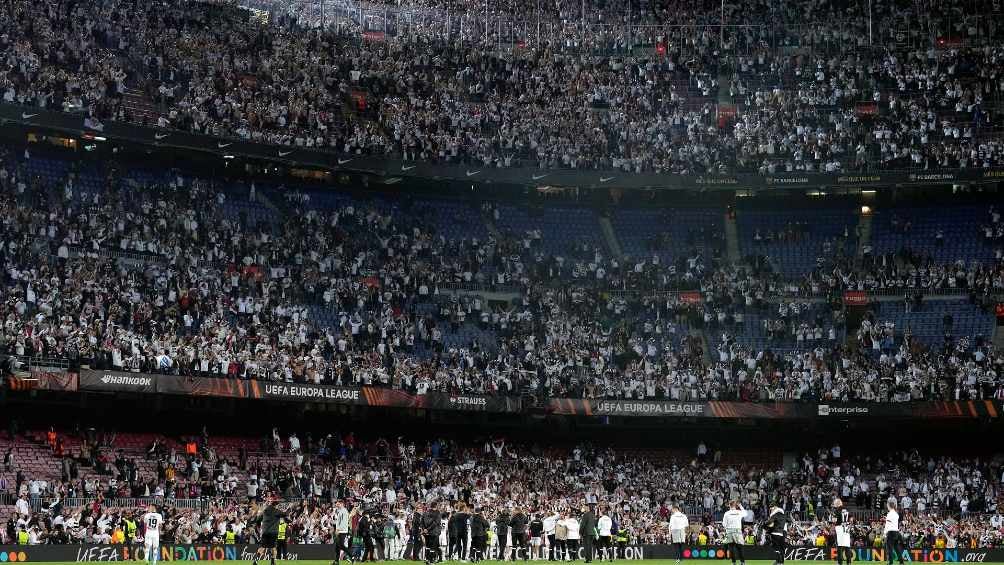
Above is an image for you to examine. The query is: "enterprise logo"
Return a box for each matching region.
[818,405,869,416]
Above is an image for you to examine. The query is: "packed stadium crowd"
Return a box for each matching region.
[2,146,1004,402]
[2,429,1003,549]
[3,0,1004,557]
[2,0,1003,173]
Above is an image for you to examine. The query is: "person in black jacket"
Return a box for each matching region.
[470,508,489,563]
[358,511,375,562]
[422,503,443,565]
[764,503,790,565]
[410,507,425,562]
[529,514,545,560]
[579,504,598,564]
[449,503,470,561]
[510,507,529,562]
[496,508,510,562]
[447,509,457,562]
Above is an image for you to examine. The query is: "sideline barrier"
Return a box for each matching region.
[0,545,1001,562]
[14,370,1004,420]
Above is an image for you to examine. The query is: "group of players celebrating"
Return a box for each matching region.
[332,501,625,565]
[129,495,911,565]
[759,499,908,565]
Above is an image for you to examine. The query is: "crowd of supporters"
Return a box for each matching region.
[2,145,1004,402]
[2,428,1003,548]
[1,0,1003,173]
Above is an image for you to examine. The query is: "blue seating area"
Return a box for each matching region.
[414,199,488,242]
[219,184,282,228]
[707,301,843,354]
[737,207,857,277]
[610,207,723,265]
[19,156,104,204]
[872,300,994,347]
[495,205,603,258]
[870,206,996,263]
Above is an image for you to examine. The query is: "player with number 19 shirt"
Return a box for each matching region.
[143,505,164,565]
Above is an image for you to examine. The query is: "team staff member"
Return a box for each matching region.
[669,506,689,565]
[764,502,789,565]
[722,501,746,565]
[510,506,529,562]
[409,506,425,562]
[580,504,597,564]
[253,494,286,565]
[449,504,470,561]
[358,510,375,562]
[496,508,510,562]
[471,508,490,563]
[884,501,906,565]
[423,503,443,564]
[831,499,852,565]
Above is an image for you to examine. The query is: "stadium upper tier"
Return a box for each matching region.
[0,146,1002,403]
[0,0,1002,174]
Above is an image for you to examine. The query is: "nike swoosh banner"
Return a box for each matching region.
[3,102,1002,190]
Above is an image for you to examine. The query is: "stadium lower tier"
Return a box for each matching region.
[1,427,1001,548]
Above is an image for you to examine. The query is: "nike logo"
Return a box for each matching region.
[21,113,38,119]
[154,133,169,140]
[531,173,549,180]
[401,165,416,171]
[599,176,616,183]
[217,142,233,148]
[466,170,481,177]
[338,159,353,165]
[278,150,293,157]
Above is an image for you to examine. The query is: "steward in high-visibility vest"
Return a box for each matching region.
[615,528,629,556]
[17,529,29,544]
[225,529,236,545]
[276,519,289,559]
[124,518,138,542]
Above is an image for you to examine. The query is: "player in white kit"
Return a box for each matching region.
[143,505,164,565]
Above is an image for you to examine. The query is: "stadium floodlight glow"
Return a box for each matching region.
[861,189,876,194]
[223,155,235,159]
[861,205,872,215]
